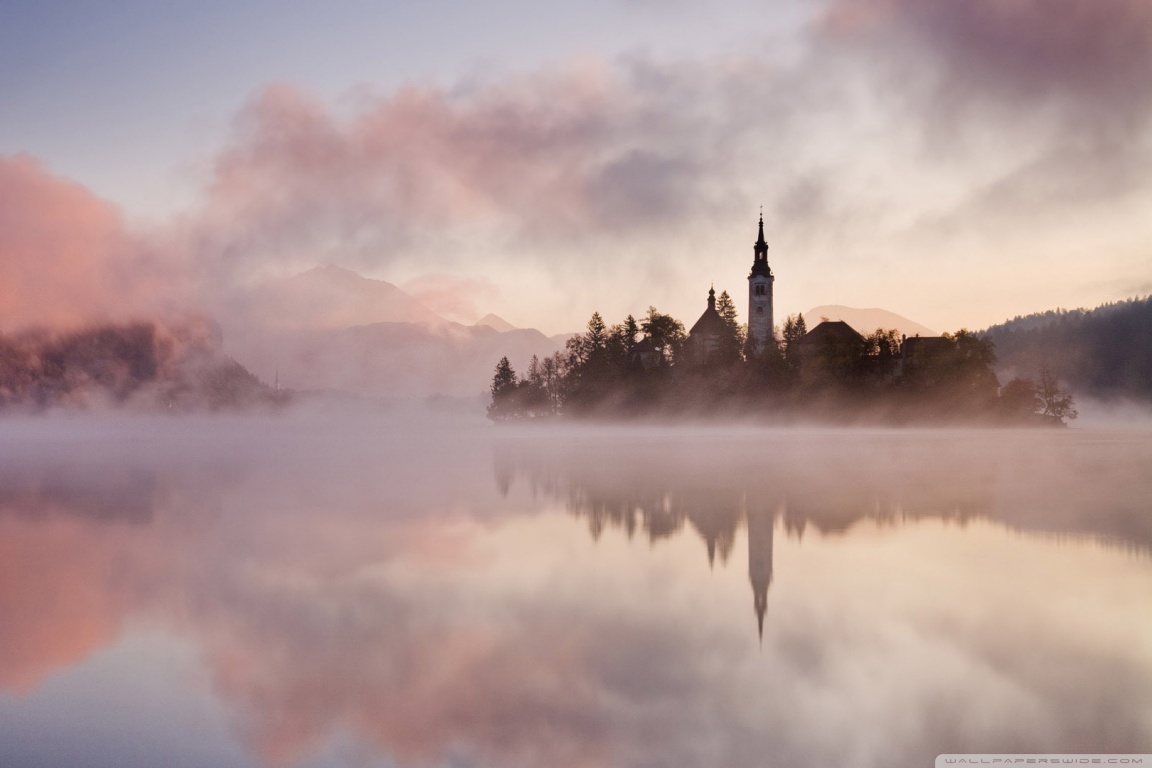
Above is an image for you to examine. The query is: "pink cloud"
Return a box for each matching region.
[0,155,192,331]
[190,62,746,279]
[401,273,501,324]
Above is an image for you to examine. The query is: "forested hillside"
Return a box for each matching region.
[0,319,287,412]
[981,297,1152,402]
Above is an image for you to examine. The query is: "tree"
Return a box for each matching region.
[487,356,519,421]
[714,290,745,364]
[540,352,566,412]
[1037,363,1078,424]
[864,328,902,379]
[585,312,608,359]
[640,306,686,367]
[865,328,901,359]
[999,377,1040,421]
[940,329,1000,402]
[781,313,807,367]
[606,314,640,373]
[520,354,551,417]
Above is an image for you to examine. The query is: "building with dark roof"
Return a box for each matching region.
[794,320,867,383]
[687,286,729,364]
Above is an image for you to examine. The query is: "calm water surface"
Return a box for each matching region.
[1,414,1150,768]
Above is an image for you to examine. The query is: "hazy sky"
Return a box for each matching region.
[2,0,1150,334]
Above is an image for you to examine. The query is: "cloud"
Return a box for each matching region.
[820,0,1152,116]
[816,0,1152,207]
[4,5,1151,334]
[0,156,165,331]
[189,60,780,281]
[400,273,502,325]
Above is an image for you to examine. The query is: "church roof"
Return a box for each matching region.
[690,306,727,337]
[690,287,729,337]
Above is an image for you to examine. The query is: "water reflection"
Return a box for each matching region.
[495,430,1152,639]
[0,422,1149,768]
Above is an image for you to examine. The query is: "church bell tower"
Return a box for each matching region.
[747,213,775,352]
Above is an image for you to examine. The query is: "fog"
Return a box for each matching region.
[1,413,1149,768]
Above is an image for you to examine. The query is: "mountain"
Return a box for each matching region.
[225,321,560,398]
[219,265,565,398]
[475,313,517,333]
[802,305,937,338]
[980,297,1152,401]
[0,319,285,412]
[225,264,445,331]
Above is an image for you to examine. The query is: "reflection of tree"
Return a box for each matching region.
[0,464,160,522]
[495,434,1152,637]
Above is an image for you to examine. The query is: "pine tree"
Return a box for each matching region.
[487,356,519,421]
[586,312,608,356]
[715,290,744,364]
[522,354,550,417]
[641,306,686,366]
[607,314,640,372]
[782,313,807,367]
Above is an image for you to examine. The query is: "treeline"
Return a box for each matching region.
[980,296,1152,402]
[0,319,288,412]
[489,303,1076,425]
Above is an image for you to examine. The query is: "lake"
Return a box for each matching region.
[1,412,1150,767]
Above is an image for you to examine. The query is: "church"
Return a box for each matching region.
[688,214,776,358]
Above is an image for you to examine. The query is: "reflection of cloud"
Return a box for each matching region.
[3,424,1151,767]
[0,453,238,694]
[0,516,147,691]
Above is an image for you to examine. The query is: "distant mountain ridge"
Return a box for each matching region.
[475,313,517,332]
[226,321,559,398]
[979,297,1152,402]
[802,305,937,339]
[219,266,560,398]
[225,264,446,331]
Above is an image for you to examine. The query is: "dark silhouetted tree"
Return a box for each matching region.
[520,355,552,417]
[1038,363,1078,424]
[715,290,744,365]
[608,314,640,371]
[641,306,686,367]
[864,328,902,380]
[944,329,999,401]
[781,313,807,368]
[999,377,1040,421]
[487,356,519,421]
[540,352,566,412]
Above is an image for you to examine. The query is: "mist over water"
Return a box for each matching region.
[1,412,1150,767]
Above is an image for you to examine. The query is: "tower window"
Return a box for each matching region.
[757,306,764,314]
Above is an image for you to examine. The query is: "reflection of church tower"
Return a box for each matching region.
[747,507,775,640]
[747,213,775,352]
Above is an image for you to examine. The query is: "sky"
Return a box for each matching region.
[1,0,1150,335]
